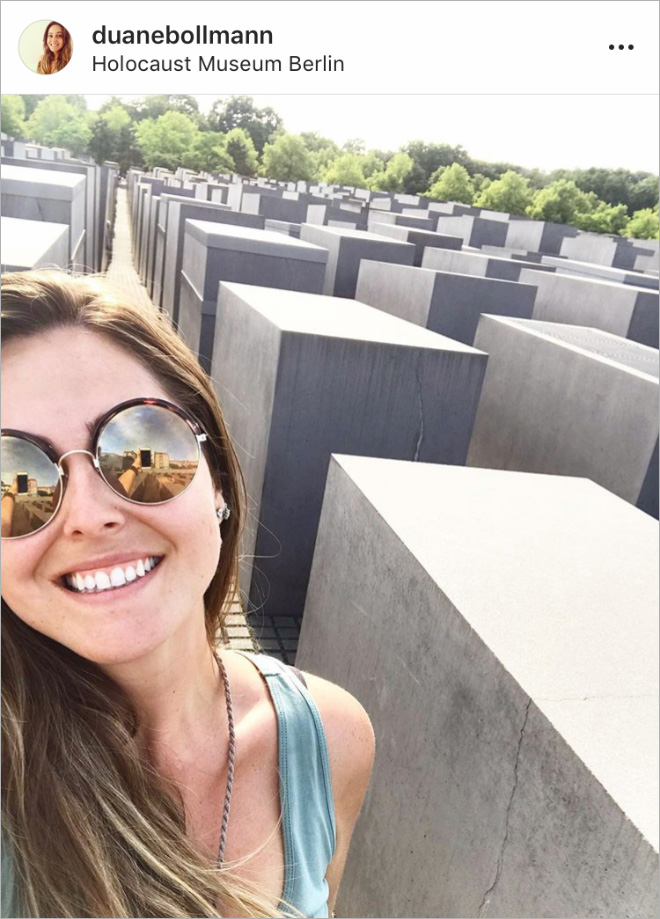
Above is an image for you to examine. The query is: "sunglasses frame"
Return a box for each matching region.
[1,398,208,540]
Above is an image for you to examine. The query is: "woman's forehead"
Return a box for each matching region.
[1,328,170,442]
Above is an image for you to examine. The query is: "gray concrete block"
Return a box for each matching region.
[297,456,659,919]
[506,218,579,255]
[211,282,487,620]
[540,255,659,291]
[367,210,435,232]
[242,193,311,223]
[1,164,86,267]
[468,316,659,517]
[434,214,509,248]
[133,178,166,273]
[159,198,265,320]
[98,163,118,274]
[178,223,327,370]
[299,224,415,297]
[264,219,302,239]
[2,155,98,271]
[560,233,636,269]
[1,216,69,271]
[151,193,231,301]
[422,245,554,281]
[367,222,463,266]
[519,268,660,349]
[356,261,537,344]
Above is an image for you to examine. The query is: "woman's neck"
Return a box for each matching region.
[101,618,227,769]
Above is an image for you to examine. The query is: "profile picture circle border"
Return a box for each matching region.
[18,19,73,75]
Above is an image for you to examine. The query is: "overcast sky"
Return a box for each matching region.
[85,94,659,174]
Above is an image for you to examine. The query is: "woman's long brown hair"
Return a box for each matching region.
[1,270,303,918]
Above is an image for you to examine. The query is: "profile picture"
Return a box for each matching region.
[18,19,73,75]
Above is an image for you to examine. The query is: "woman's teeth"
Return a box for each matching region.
[65,557,162,593]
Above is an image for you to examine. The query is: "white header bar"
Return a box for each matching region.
[1,0,658,95]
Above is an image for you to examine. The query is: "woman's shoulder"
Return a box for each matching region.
[300,669,375,804]
[296,669,375,914]
[300,669,375,763]
[226,648,375,795]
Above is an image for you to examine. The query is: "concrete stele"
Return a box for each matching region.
[297,456,659,918]
[300,223,416,297]
[210,281,487,620]
[1,216,69,272]
[467,315,659,517]
[356,260,537,345]
[178,221,328,370]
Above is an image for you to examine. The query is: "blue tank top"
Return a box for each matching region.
[236,651,336,918]
[1,652,336,919]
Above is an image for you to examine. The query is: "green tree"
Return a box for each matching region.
[26,96,92,156]
[323,153,367,187]
[183,132,234,173]
[368,152,414,192]
[88,104,140,172]
[342,137,366,155]
[623,206,659,239]
[261,134,317,182]
[626,174,660,214]
[208,96,282,155]
[472,174,492,196]
[63,95,87,113]
[300,132,340,176]
[224,127,258,176]
[135,111,198,171]
[1,95,27,138]
[402,140,470,194]
[426,163,475,204]
[127,95,201,123]
[300,131,338,154]
[362,151,386,180]
[474,170,534,215]
[550,167,659,215]
[573,200,629,234]
[20,95,46,119]
[526,179,595,224]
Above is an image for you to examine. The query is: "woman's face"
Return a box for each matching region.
[46,24,66,56]
[1,327,223,667]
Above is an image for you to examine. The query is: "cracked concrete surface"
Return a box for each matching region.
[413,358,425,461]
[478,698,532,918]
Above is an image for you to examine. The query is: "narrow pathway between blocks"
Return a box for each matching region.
[105,183,299,663]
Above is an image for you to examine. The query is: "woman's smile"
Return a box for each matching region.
[59,554,165,597]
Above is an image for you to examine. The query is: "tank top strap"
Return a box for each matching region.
[234,650,336,917]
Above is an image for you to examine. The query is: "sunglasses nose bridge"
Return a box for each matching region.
[57,449,100,475]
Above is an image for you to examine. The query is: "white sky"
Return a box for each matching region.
[85,94,659,174]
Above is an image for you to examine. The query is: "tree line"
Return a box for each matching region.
[2,93,658,239]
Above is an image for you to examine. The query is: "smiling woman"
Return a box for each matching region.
[0,270,374,919]
[36,20,73,74]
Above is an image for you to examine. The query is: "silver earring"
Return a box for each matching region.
[217,506,231,522]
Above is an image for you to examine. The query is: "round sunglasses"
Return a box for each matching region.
[1,398,210,540]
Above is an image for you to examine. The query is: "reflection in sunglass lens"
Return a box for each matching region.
[97,404,200,504]
[1,436,61,537]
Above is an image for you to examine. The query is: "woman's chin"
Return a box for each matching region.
[72,631,175,668]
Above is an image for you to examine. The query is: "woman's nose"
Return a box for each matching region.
[58,452,127,538]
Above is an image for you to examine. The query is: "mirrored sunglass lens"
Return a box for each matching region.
[1,437,61,537]
[97,405,200,504]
